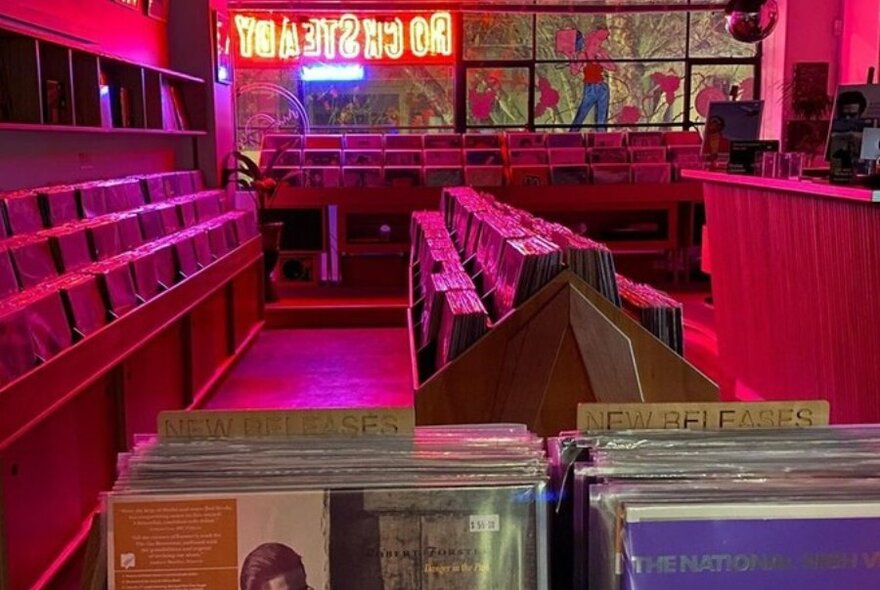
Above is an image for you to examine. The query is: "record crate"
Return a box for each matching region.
[410,268,718,437]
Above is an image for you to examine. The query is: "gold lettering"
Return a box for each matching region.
[254,19,276,58]
[338,14,360,58]
[410,16,429,57]
[302,21,320,57]
[235,15,257,58]
[363,18,382,59]
[384,18,404,60]
[430,12,453,55]
[279,17,300,59]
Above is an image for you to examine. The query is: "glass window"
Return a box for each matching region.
[689,11,759,59]
[690,64,757,123]
[536,62,685,128]
[464,14,534,61]
[535,13,688,61]
[304,65,454,131]
[466,67,530,127]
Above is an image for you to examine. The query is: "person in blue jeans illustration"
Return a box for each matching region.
[569,28,617,131]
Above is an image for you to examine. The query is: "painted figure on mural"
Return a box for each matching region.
[563,28,616,131]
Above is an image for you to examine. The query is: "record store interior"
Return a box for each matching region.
[3,0,880,589]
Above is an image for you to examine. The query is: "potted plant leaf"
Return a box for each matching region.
[221,141,298,302]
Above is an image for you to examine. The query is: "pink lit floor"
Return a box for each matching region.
[206,291,724,411]
[205,327,414,409]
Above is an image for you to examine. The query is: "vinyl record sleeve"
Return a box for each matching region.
[2,192,44,234]
[621,501,880,590]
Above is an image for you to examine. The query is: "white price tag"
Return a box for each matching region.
[469,514,500,533]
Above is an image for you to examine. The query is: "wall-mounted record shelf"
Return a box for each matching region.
[412,270,719,436]
[0,23,206,134]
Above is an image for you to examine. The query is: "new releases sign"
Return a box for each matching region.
[232,12,454,65]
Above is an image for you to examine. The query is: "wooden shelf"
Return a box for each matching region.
[0,18,204,85]
[0,122,207,136]
[0,22,205,134]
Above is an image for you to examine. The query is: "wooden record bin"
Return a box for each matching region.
[411,269,719,437]
[0,239,263,590]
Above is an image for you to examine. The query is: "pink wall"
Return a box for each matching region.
[0,0,168,67]
[762,0,843,139]
[840,0,880,83]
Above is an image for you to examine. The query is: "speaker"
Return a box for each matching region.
[278,252,318,285]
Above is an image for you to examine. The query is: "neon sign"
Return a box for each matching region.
[301,64,365,81]
[232,12,454,65]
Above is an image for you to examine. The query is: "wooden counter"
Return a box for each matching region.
[683,170,880,423]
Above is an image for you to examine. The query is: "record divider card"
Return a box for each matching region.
[157,407,415,439]
[576,401,831,432]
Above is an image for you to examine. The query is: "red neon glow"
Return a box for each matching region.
[232,12,454,65]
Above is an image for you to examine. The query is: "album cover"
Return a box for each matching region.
[627,132,664,147]
[464,134,501,149]
[189,229,214,268]
[509,166,550,186]
[87,220,123,261]
[329,485,542,590]
[136,208,165,241]
[728,140,779,175]
[344,150,384,167]
[274,149,303,167]
[0,246,17,298]
[631,163,672,184]
[465,150,504,166]
[2,192,44,234]
[592,164,632,184]
[859,127,880,161]
[263,134,303,150]
[174,199,198,229]
[108,491,329,590]
[424,150,463,166]
[702,100,764,158]
[193,191,224,222]
[550,165,591,185]
[302,167,342,189]
[424,167,465,187]
[305,134,343,149]
[21,287,72,361]
[464,166,504,187]
[158,204,183,234]
[343,167,385,188]
[0,301,35,385]
[58,274,108,338]
[304,150,342,167]
[548,148,587,165]
[89,259,138,318]
[509,149,549,166]
[621,502,880,590]
[345,134,383,150]
[663,131,702,146]
[385,167,422,187]
[423,134,463,150]
[9,236,58,288]
[169,235,199,278]
[506,132,546,149]
[39,186,79,226]
[385,135,424,150]
[385,150,423,167]
[129,249,162,301]
[590,132,626,148]
[589,147,629,164]
[546,133,584,148]
[43,226,92,272]
[629,147,668,164]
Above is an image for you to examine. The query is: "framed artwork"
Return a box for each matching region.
[145,0,169,21]
[214,10,233,85]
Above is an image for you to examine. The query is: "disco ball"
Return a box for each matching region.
[725,0,779,43]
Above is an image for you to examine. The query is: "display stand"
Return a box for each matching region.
[412,270,718,436]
